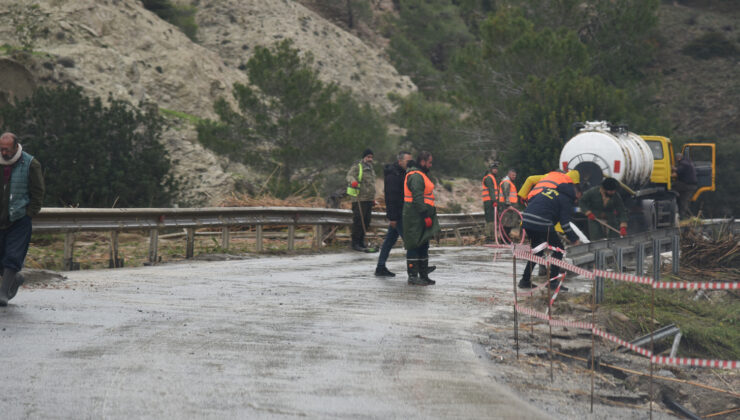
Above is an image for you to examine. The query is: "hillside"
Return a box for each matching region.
[0,0,415,206]
[0,1,737,211]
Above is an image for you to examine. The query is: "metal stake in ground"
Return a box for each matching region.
[512,249,519,359]
[590,265,596,413]
[545,236,554,383]
[650,284,655,420]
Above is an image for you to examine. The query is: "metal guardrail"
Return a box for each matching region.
[32,207,486,269]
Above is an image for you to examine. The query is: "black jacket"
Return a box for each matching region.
[383,161,406,222]
[522,183,579,242]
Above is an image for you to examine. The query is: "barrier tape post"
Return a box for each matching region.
[512,247,519,360]
[545,239,554,383]
[650,280,655,420]
[590,260,596,413]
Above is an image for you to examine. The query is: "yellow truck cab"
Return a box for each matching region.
[641,135,716,202]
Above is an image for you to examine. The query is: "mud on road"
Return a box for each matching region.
[0,246,682,418]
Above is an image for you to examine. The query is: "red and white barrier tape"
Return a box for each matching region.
[514,303,550,321]
[593,328,653,357]
[513,249,548,266]
[652,281,740,290]
[549,318,594,330]
[592,269,653,285]
[549,274,566,307]
[651,356,739,369]
[549,257,594,278]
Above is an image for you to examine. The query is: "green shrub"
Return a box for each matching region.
[0,86,178,207]
[682,32,738,60]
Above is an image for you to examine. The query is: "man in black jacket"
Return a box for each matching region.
[518,183,581,291]
[375,151,412,276]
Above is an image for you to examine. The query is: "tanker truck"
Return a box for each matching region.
[559,121,715,234]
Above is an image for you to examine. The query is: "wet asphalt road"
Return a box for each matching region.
[0,246,549,419]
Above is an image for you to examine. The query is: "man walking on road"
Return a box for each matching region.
[518,183,580,291]
[481,162,500,243]
[375,151,412,277]
[403,151,440,286]
[0,132,45,306]
[346,148,376,252]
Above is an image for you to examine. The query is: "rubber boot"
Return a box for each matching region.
[351,240,365,252]
[0,269,12,307]
[375,265,395,277]
[8,272,24,300]
[407,260,426,286]
[419,259,435,285]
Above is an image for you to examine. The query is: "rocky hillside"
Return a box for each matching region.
[0,0,415,206]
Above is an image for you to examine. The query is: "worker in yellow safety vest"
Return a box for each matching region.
[518,169,580,204]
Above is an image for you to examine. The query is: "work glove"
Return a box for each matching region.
[424,217,433,228]
[351,181,359,188]
[620,226,627,236]
[587,212,596,221]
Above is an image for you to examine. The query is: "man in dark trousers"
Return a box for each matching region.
[518,183,581,291]
[0,132,45,306]
[346,148,376,252]
[375,151,412,276]
[403,151,440,286]
[672,152,697,219]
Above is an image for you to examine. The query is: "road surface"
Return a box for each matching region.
[1,246,553,419]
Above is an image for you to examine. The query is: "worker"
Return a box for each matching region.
[518,183,581,291]
[403,151,440,286]
[518,169,580,204]
[672,153,697,219]
[481,162,500,243]
[580,177,628,240]
[375,151,412,276]
[346,148,376,252]
[0,132,45,306]
[498,168,519,239]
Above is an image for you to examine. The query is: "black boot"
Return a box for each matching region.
[0,269,12,307]
[351,241,365,252]
[518,279,537,289]
[419,259,435,285]
[407,260,426,285]
[427,265,436,274]
[375,265,395,277]
[8,272,24,300]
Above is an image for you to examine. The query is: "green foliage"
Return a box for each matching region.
[142,0,198,41]
[197,39,389,197]
[507,71,635,176]
[388,0,474,95]
[392,93,477,176]
[682,31,739,59]
[0,86,177,207]
[8,3,46,51]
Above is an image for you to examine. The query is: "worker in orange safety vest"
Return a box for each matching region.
[481,162,500,243]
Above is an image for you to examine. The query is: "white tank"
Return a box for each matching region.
[559,121,654,190]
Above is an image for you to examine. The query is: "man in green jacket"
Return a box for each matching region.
[346,149,377,252]
[0,132,45,306]
[481,162,500,243]
[402,151,440,286]
[580,177,628,240]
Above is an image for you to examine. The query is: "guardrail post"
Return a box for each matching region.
[454,228,462,246]
[671,234,680,275]
[256,225,264,252]
[108,231,123,268]
[616,247,624,273]
[636,242,645,276]
[313,225,323,249]
[288,225,295,251]
[221,227,230,250]
[653,239,661,281]
[186,228,195,259]
[148,229,159,264]
[63,232,77,271]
